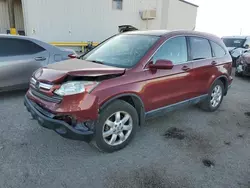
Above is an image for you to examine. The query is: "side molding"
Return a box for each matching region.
[145,94,208,119]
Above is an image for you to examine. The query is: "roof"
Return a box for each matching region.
[124,30,218,39]
[124,30,170,36]
[221,36,249,39]
[179,0,199,8]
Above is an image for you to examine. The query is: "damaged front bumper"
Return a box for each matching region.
[24,96,94,142]
[236,64,250,76]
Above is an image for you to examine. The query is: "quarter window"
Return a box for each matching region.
[0,38,45,57]
[189,37,212,60]
[210,41,226,58]
[244,38,250,47]
[152,37,188,65]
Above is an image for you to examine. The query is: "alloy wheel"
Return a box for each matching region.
[102,111,133,146]
[210,85,222,108]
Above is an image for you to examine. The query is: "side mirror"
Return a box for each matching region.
[149,59,174,70]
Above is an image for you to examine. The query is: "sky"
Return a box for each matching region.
[188,0,250,37]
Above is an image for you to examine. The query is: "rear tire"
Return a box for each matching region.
[93,100,138,153]
[199,80,224,112]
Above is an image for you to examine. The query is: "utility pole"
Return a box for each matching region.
[7,0,16,35]
[240,28,242,35]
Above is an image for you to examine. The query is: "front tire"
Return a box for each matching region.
[93,100,138,152]
[199,80,224,112]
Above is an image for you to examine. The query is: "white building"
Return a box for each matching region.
[0,0,198,43]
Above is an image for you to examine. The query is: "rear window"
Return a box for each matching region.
[189,37,212,60]
[0,38,45,57]
[222,38,245,48]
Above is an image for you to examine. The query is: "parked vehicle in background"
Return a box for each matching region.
[24,30,233,152]
[235,50,250,77]
[0,35,77,92]
[222,36,250,67]
[118,25,138,33]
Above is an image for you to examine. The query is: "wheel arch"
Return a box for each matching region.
[210,75,229,95]
[100,93,146,126]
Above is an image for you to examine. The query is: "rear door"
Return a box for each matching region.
[144,36,196,113]
[187,36,215,96]
[0,38,49,89]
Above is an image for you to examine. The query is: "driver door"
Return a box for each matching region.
[143,36,196,114]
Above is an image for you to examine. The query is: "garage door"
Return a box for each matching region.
[0,0,24,34]
[0,0,10,34]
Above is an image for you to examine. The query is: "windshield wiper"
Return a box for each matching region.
[88,60,104,64]
[193,58,205,60]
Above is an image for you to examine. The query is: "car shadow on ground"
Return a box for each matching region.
[236,76,250,82]
[0,90,27,99]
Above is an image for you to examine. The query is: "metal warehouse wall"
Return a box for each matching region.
[160,0,170,29]
[21,0,164,42]
[166,0,197,30]
[14,0,24,30]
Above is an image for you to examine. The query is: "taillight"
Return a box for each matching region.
[68,54,77,58]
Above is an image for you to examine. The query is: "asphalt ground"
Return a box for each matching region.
[0,73,249,188]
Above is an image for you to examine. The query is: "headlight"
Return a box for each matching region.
[54,81,99,96]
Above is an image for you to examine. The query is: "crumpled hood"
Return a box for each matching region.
[33,59,125,83]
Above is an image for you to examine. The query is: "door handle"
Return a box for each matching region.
[35,57,46,61]
[211,61,217,66]
[182,66,190,71]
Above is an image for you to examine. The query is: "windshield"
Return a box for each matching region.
[222,38,246,48]
[82,34,159,68]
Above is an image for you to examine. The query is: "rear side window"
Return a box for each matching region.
[210,41,226,58]
[0,38,45,57]
[189,37,212,60]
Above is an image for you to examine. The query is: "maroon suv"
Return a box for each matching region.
[24,30,233,152]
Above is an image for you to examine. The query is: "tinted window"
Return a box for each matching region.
[153,37,187,65]
[0,38,45,57]
[82,35,159,68]
[222,38,245,48]
[210,41,226,58]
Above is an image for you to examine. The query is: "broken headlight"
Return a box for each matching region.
[54,81,99,96]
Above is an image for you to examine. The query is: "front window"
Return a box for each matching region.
[152,37,188,65]
[222,38,246,48]
[82,35,159,68]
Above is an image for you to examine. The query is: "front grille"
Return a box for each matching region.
[31,88,62,103]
